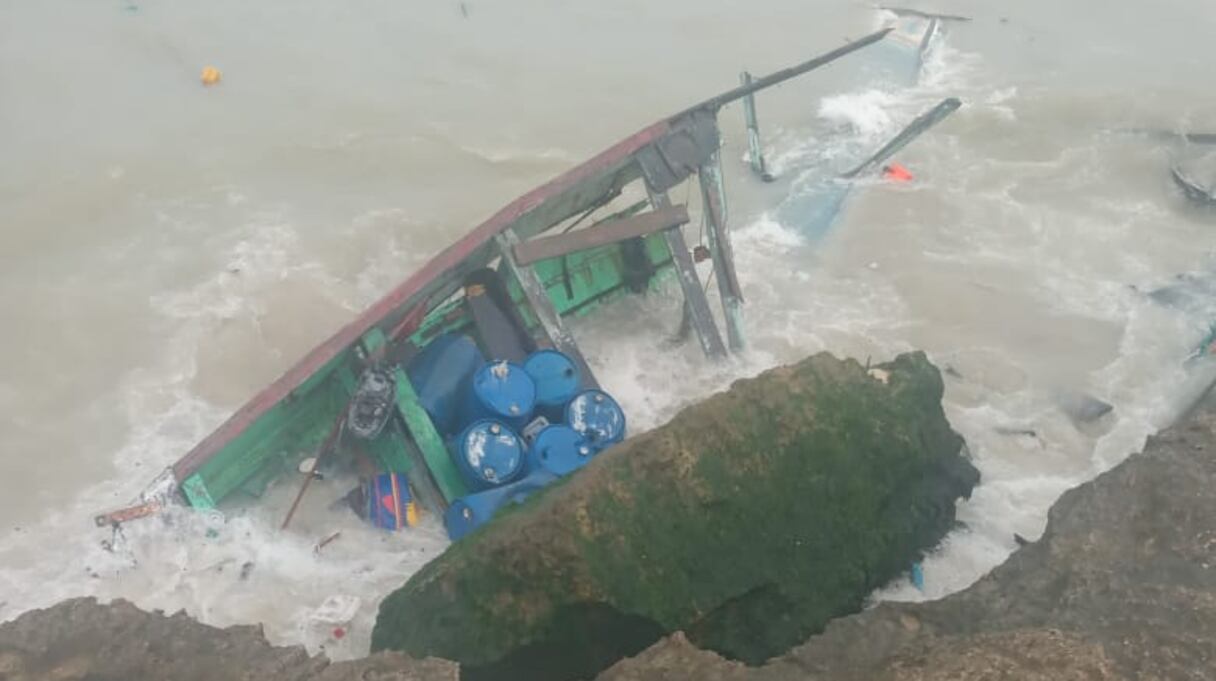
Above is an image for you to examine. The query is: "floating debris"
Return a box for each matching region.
[200,66,222,87]
[315,531,342,554]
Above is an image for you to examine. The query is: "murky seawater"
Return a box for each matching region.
[3,0,1216,660]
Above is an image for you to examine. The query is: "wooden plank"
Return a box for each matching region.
[191,389,334,506]
[699,154,746,352]
[496,230,601,390]
[645,186,727,360]
[513,205,689,266]
[362,327,468,505]
[392,366,467,505]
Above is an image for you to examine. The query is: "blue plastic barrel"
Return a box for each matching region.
[453,419,526,489]
[443,469,557,541]
[566,389,626,451]
[463,360,536,430]
[523,349,581,420]
[405,333,484,435]
[528,424,593,477]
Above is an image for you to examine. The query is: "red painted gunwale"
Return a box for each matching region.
[172,119,673,481]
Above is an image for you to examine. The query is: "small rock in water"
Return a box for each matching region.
[1054,389,1114,425]
[240,562,255,581]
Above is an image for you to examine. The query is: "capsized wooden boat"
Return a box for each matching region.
[99,22,955,539]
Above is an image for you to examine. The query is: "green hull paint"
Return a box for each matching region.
[178,235,674,512]
[189,377,341,505]
[158,30,921,518]
[392,365,468,504]
[409,232,673,347]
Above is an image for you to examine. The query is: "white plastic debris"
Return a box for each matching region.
[309,594,361,625]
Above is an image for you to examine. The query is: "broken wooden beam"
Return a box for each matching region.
[645,188,727,360]
[513,205,690,266]
[495,229,601,389]
[699,154,746,352]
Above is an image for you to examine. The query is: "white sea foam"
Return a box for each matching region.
[4,0,1215,665]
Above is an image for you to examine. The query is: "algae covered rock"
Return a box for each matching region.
[372,352,978,680]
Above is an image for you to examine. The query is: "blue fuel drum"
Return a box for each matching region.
[464,360,536,430]
[565,389,626,451]
[528,424,593,477]
[523,349,581,420]
[454,419,526,489]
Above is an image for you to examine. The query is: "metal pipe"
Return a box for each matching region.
[671,27,892,120]
[739,71,771,181]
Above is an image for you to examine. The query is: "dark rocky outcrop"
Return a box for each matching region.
[371,352,979,680]
[6,360,1216,680]
[0,598,457,681]
[597,385,1216,681]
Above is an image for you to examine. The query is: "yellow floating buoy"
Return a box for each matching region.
[200,66,222,87]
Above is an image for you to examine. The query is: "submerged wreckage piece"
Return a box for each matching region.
[765,12,963,239]
[109,26,950,542]
[1140,270,1216,362]
[1123,127,1216,208]
[777,97,961,240]
[739,10,953,183]
[1123,133,1216,362]
[371,352,979,680]
[1172,163,1216,207]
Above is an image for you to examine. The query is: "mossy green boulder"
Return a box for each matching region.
[372,351,978,680]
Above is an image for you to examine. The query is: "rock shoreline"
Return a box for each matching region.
[600,383,1216,680]
[4,370,1216,680]
[372,351,978,681]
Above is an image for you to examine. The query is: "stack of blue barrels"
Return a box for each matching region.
[405,333,626,540]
